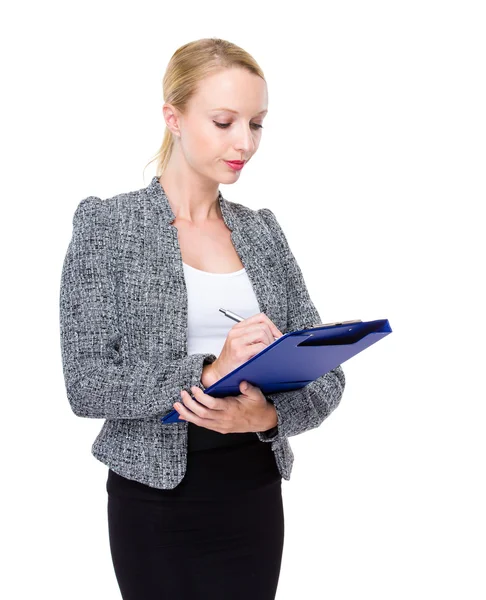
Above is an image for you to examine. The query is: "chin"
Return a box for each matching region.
[222,172,241,183]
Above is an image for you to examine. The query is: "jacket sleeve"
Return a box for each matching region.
[255,208,346,443]
[59,196,218,420]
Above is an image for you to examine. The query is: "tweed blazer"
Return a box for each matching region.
[59,175,346,489]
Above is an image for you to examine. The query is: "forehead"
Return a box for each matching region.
[192,69,268,114]
[209,107,268,115]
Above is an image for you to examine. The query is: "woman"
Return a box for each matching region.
[59,37,346,600]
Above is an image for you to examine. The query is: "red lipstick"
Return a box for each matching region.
[224,160,245,171]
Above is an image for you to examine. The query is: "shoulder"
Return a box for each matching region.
[256,206,284,238]
[72,196,111,233]
[223,197,279,233]
[72,182,147,226]
[256,206,277,227]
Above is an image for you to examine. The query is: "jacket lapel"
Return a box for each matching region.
[145,176,287,354]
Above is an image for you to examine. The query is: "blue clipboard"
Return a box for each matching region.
[161,318,392,424]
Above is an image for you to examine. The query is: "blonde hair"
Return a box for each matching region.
[143,38,266,179]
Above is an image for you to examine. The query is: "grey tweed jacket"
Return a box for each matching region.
[59,175,346,489]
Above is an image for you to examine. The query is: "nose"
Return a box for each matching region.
[232,123,257,156]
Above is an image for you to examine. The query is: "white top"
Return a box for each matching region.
[182,262,261,357]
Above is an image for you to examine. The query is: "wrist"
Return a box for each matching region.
[201,362,220,388]
[265,402,278,431]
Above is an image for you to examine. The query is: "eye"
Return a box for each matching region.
[213,121,263,130]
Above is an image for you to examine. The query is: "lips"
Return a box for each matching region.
[224,160,245,171]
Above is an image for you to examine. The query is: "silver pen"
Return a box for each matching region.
[219,308,280,340]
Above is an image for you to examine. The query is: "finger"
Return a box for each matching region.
[262,313,284,338]
[252,323,274,346]
[238,381,266,405]
[178,391,221,430]
[177,392,209,422]
[239,380,249,394]
[240,312,283,338]
[176,411,186,421]
[250,312,282,337]
[180,389,215,419]
[239,327,273,349]
[178,390,205,418]
[174,398,188,421]
[238,380,259,395]
[190,386,221,411]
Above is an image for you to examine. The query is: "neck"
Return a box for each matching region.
[158,171,221,225]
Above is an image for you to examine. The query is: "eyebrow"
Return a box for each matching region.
[210,107,268,116]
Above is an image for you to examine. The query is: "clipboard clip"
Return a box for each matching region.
[308,319,363,329]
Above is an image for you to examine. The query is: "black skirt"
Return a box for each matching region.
[106,436,284,600]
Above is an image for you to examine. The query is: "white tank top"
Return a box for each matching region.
[182,261,262,452]
[183,262,261,357]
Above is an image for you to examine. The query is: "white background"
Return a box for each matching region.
[1,1,485,598]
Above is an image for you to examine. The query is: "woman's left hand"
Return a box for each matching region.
[173,381,277,434]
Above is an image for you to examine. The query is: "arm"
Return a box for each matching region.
[255,208,346,442]
[59,196,217,420]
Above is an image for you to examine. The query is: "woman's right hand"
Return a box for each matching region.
[210,312,284,382]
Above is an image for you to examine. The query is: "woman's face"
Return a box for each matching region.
[165,67,268,182]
